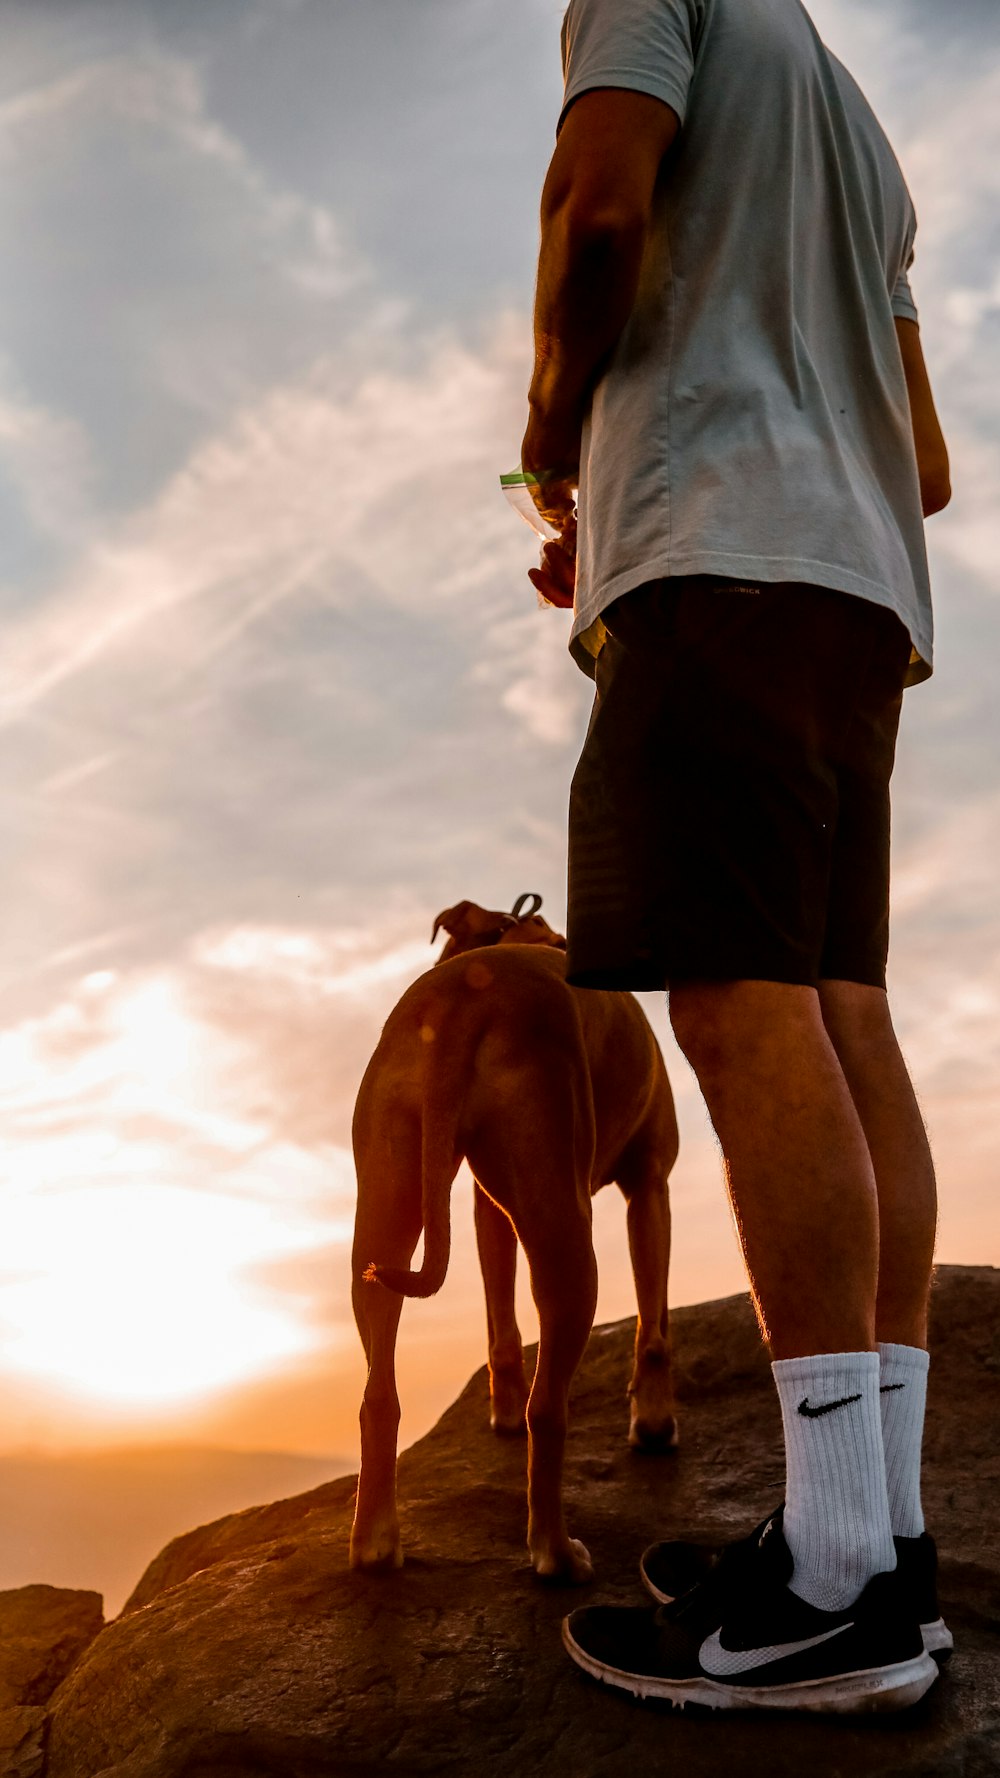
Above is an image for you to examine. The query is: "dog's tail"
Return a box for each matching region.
[364,1021,465,1298]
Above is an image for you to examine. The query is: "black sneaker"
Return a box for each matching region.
[565,1518,938,1714]
[640,1507,953,1661]
[893,1532,954,1661]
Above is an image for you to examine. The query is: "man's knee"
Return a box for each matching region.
[669,979,824,1081]
[667,980,748,1078]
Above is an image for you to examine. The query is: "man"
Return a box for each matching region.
[520,0,951,1716]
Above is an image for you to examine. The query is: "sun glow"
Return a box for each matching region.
[0,1182,326,1404]
[0,961,357,1414]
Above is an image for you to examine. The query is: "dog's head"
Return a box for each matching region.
[431,893,566,962]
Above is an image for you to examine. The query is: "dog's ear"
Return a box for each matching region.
[432,901,516,959]
[431,901,475,944]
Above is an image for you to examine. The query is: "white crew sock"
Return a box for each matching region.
[772,1351,896,1612]
[878,1341,929,1538]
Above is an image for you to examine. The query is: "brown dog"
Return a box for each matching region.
[350,895,679,1583]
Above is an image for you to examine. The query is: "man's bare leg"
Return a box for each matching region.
[668,977,899,1607]
[818,981,936,1349]
[667,978,937,1355]
[668,979,880,1358]
[818,980,937,1540]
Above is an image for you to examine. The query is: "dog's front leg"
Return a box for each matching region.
[525,1228,598,1584]
[473,1183,528,1434]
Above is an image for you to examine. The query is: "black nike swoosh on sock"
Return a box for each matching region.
[797,1393,863,1418]
[880,1383,906,1393]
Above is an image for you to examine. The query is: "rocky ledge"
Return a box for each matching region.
[4,1264,998,1778]
[0,1588,103,1778]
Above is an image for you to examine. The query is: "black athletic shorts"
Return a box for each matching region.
[566,577,913,992]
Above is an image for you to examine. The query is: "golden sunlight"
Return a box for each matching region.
[0,963,357,1416]
[0,1182,322,1405]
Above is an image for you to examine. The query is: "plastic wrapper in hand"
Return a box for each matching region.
[500,471,562,541]
[500,469,577,608]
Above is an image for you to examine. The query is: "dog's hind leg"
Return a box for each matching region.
[619,1147,678,1452]
[473,1182,528,1435]
[350,1120,422,1571]
[522,1209,598,1584]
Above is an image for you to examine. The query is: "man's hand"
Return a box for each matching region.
[519,413,578,608]
[528,514,577,609]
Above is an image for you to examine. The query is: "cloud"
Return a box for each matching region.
[0,49,361,308]
[0,953,361,1407]
[180,0,564,328]
[0,302,588,1017]
[811,0,1000,324]
[187,918,437,1149]
[473,608,590,748]
[78,52,359,304]
[894,0,998,40]
[0,371,96,548]
[196,924,432,999]
[929,430,1000,591]
[0,40,375,517]
[891,788,1000,1080]
[895,60,1000,321]
[0,316,535,721]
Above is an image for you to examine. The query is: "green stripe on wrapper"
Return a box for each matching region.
[500,468,575,541]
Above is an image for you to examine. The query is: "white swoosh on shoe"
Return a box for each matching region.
[699,1620,855,1678]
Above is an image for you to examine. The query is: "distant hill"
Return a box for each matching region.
[0,1446,351,1616]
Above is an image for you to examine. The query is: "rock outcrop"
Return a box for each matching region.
[0,1589,103,1778]
[20,1266,1000,1776]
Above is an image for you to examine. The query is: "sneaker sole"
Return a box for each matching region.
[563,1617,939,1714]
[639,1560,955,1663]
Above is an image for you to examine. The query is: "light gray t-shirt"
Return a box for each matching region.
[560,0,932,685]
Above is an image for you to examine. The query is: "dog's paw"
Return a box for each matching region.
[628,1409,680,1454]
[350,1520,404,1572]
[490,1411,528,1437]
[490,1386,528,1437]
[489,1364,528,1434]
[531,1536,594,1586]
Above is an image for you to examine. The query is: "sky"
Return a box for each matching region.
[0,0,997,1472]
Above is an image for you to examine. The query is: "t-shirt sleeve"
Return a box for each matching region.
[559,0,701,134]
[891,241,919,324]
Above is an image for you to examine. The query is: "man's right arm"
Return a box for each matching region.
[895,317,951,516]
